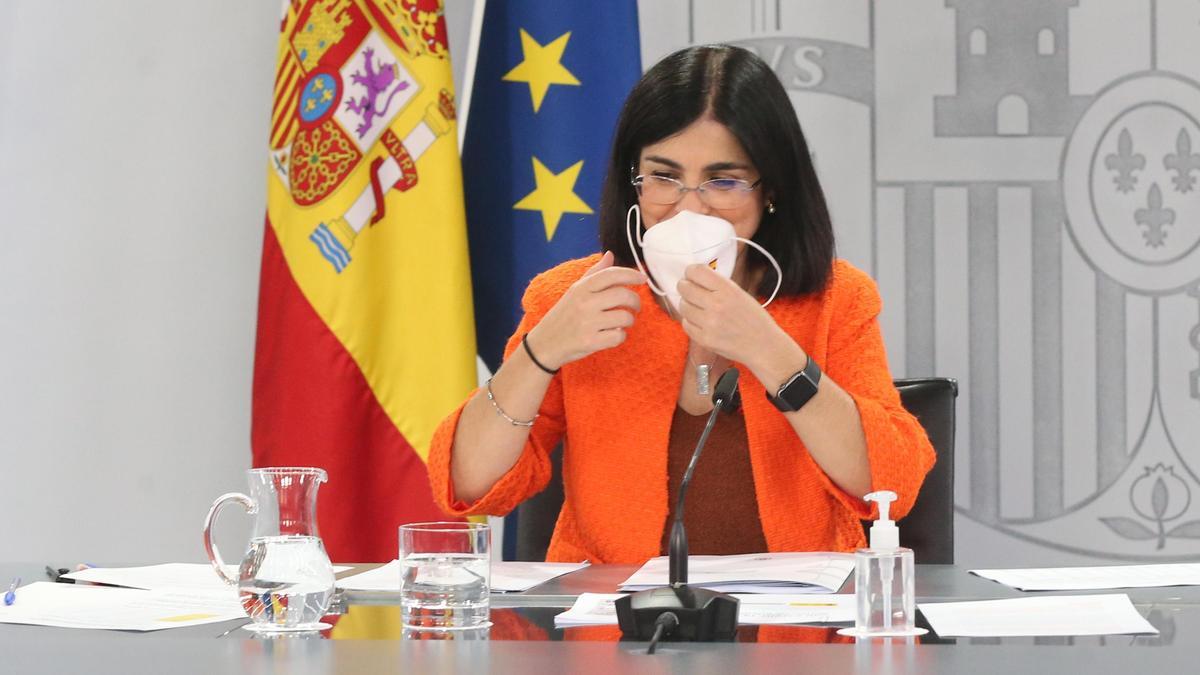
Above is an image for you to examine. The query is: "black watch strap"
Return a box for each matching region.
[766,357,822,413]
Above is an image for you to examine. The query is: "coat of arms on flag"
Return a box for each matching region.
[268,0,458,273]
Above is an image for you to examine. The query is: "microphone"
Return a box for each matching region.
[615,368,742,645]
[669,368,740,586]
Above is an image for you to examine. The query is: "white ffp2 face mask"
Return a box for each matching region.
[625,205,782,314]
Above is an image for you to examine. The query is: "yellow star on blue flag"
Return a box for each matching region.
[513,157,594,240]
[502,29,581,113]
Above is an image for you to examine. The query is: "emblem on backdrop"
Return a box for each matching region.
[676,0,1200,559]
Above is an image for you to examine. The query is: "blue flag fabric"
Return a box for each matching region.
[463,0,642,373]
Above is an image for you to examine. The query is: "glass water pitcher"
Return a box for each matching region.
[203,467,336,632]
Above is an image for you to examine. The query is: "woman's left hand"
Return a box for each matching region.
[676,263,801,371]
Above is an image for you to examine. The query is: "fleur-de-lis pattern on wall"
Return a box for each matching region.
[1164,128,1200,193]
[1105,128,1145,193]
[1134,184,1176,248]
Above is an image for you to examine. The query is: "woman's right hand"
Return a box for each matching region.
[525,251,646,370]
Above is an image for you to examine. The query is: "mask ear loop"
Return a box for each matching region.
[732,237,783,307]
[626,203,668,296]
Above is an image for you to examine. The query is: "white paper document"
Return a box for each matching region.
[618,552,854,594]
[917,594,1159,637]
[336,560,588,593]
[970,562,1200,591]
[0,582,246,631]
[64,563,242,592]
[333,561,401,591]
[555,593,855,627]
[63,563,351,592]
[492,561,589,592]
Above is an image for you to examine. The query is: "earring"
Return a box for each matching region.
[766,201,776,214]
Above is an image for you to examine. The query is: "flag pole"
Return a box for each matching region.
[457,0,487,153]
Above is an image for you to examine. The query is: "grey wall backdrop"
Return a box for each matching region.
[0,0,477,564]
[3,1,1197,567]
[0,1,279,563]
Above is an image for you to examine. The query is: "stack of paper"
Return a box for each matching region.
[0,582,246,631]
[618,552,854,594]
[7,562,361,632]
[336,560,588,593]
[969,563,1200,591]
[917,594,1159,637]
[555,592,855,628]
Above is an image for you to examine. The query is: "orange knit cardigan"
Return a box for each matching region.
[427,255,936,563]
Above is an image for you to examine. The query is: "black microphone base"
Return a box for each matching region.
[614,585,739,642]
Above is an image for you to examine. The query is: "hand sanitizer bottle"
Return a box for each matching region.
[838,490,926,637]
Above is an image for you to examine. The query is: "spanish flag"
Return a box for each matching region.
[252,0,474,562]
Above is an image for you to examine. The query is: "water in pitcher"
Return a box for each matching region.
[238,535,335,630]
[400,553,490,629]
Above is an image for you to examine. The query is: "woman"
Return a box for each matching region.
[427,45,935,563]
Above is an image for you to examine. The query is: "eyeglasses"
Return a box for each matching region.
[631,174,762,210]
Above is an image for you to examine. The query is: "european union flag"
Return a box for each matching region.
[463,1,642,372]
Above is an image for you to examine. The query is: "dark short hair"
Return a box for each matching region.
[598,44,835,296]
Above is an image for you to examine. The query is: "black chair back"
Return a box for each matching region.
[887,377,957,564]
[514,378,958,563]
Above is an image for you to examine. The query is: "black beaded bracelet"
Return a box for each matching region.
[522,333,560,375]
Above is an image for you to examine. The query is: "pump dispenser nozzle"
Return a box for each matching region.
[864,490,899,550]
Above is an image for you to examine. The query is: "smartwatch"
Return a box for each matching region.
[766,357,821,412]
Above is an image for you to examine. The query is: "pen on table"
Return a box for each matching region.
[45,566,73,583]
[4,577,19,605]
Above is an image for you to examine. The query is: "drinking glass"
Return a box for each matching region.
[399,522,490,631]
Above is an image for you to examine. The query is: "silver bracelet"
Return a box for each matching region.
[485,377,537,427]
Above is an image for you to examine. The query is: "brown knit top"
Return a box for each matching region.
[661,406,767,555]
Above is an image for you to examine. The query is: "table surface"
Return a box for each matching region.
[4,560,1200,674]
